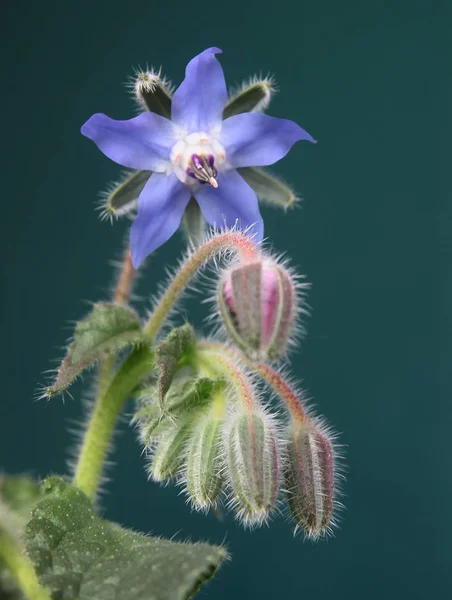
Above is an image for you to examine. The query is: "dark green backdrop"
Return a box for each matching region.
[2,1,449,598]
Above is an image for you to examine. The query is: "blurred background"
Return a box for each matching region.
[1,1,449,598]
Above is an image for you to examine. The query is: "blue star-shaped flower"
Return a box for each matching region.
[82,47,315,268]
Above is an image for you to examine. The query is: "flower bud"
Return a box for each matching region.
[185,407,224,511]
[218,259,296,360]
[132,69,172,118]
[284,420,336,539]
[225,409,280,526]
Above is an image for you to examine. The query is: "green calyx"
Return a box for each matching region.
[226,411,280,526]
[185,390,226,510]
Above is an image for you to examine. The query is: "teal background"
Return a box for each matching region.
[1,1,449,598]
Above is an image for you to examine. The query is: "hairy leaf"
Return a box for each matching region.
[47,303,148,396]
[25,477,227,600]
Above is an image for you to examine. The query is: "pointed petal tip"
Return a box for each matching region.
[205,46,223,55]
[80,113,103,139]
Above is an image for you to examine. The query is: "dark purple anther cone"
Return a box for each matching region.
[192,154,203,169]
[207,154,215,168]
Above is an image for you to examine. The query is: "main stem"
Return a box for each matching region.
[144,231,259,340]
[72,248,142,500]
[73,347,152,499]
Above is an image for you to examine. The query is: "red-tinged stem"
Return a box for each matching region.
[198,341,308,423]
[113,248,136,306]
[144,232,259,340]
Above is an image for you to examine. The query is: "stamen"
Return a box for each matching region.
[186,153,219,187]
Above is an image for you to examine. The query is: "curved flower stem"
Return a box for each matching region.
[113,248,136,305]
[197,341,308,423]
[0,507,51,600]
[195,343,256,412]
[144,231,259,341]
[73,346,152,500]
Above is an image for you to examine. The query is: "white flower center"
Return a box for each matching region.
[170,132,226,187]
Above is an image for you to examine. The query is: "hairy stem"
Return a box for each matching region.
[195,343,256,411]
[73,346,152,499]
[197,341,307,422]
[0,520,51,600]
[144,231,259,340]
[113,248,136,305]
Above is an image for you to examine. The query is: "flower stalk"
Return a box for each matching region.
[144,231,259,341]
[195,340,307,422]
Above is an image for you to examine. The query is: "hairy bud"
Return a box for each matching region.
[132,69,172,118]
[284,420,336,539]
[218,259,296,360]
[225,409,280,526]
[184,395,225,510]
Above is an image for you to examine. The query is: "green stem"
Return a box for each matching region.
[195,346,256,411]
[0,529,51,600]
[72,346,153,499]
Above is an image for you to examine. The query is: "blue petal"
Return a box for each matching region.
[172,48,227,133]
[193,169,263,241]
[221,113,316,168]
[81,112,177,171]
[130,173,190,267]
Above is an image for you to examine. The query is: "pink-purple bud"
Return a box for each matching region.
[285,420,336,539]
[218,259,296,360]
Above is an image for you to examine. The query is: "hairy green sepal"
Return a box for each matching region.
[155,324,197,413]
[238,167,297,209]
[101,170,151,219]
[137,374,218,444]
[47,303,148,396]
[223,80,273,118]
[25,477,227,600]
[181,197,206,247]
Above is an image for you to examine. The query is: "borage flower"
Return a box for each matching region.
[82,47,315,268]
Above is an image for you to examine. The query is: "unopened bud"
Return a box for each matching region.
[225,409,280,526]
[218,259,296,360]
[285,420,336,539]
[185,398,224,510]
[132,69,172,118]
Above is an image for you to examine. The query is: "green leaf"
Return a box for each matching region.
[47,303,148,396]
[223,78,274,119]
[100,170,151,220]
[238,167,298,210]
[156,325,197,413]
[25,477,227,600]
